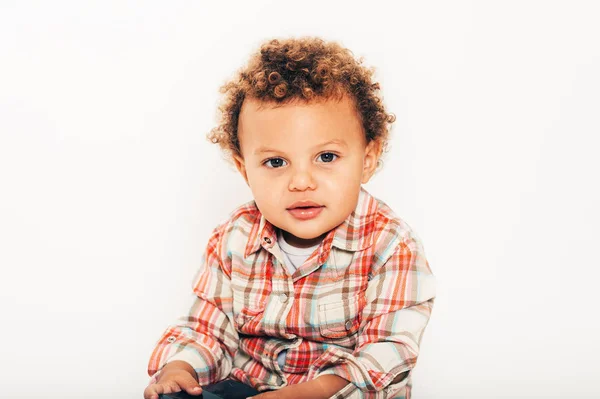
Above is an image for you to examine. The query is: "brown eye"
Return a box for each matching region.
[265,158,287,168]
[318,153,337,163]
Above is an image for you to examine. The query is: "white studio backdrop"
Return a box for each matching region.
[1,1,599,398]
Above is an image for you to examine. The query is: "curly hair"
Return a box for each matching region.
[207,37,396,163]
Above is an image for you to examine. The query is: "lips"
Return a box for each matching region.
[286,200,324,220]
[287,200,322,209]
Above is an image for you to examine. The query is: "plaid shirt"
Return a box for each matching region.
[147,188,436,399]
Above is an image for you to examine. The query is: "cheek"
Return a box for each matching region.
[246,172,284,211]
[246,167,268,188]
[247,169,282,193]
[320,159,363,186]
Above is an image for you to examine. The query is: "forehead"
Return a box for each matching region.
[237,96,365,151]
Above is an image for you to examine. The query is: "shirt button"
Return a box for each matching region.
[279,293,288,303]
[264,237,272,244]
[345,320,353,331]
[167,336,176,343]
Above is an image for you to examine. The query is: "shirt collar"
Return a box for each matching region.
[244,187,379,258]
[330,187,379,252]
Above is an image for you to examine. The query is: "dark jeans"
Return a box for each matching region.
[159,379,261,399]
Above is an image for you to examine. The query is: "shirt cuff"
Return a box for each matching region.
[313,347,411,398]
[151,338,230,386]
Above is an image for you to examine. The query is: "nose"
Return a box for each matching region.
[288,167,316,191]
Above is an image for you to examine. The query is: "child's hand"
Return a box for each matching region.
[144,361,202,399]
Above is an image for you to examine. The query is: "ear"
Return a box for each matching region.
[233,154,249,185]
[361,139,382,184]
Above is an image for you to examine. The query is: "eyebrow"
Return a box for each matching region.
[312,139,347,150]
[254,147,279,155]
[253,139,347,155]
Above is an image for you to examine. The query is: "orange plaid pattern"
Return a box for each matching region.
[148,188,436,399]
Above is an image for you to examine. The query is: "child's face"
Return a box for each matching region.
[233,95,380,248]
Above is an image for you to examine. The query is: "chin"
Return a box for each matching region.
[288,226,329,240]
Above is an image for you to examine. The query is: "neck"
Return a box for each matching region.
[281,230,326,248]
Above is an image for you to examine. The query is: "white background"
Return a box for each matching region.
[1,1,599,398]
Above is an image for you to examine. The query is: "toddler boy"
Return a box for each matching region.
[144,37,436,399]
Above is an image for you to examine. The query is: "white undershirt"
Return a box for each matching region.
[275,230,322,368]
[277,230,320,273]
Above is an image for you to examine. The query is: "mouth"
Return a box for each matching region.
[286,201,324,220]
[286,200,323,210]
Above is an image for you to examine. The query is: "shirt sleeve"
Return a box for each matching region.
[314,236,436,399]
[147,225,238,386]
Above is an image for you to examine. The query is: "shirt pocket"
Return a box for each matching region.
[317,298,362,339]
[233,296,266,334]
